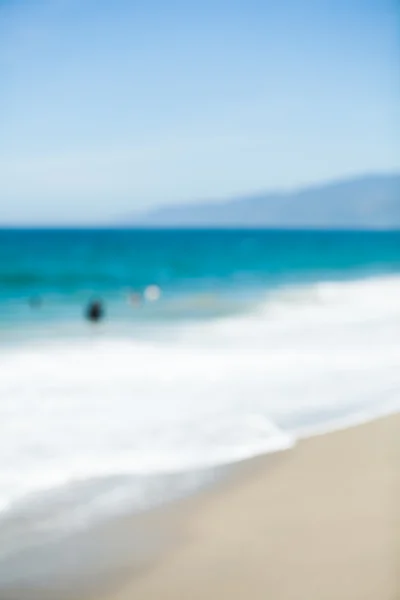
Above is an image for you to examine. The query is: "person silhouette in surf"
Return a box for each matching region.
[86,300,104,323]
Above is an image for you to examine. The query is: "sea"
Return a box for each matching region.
[1,228,400,594]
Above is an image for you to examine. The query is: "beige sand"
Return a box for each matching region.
[102,414,400,600]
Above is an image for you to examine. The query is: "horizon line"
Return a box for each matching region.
[1,169,399,228]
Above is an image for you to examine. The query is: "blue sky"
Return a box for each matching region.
[0,0,398,224]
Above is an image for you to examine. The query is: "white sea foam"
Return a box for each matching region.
[1,274,400,519]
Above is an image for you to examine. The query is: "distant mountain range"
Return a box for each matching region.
[129,173,400,229]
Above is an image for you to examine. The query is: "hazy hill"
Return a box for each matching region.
[129,173,400,229]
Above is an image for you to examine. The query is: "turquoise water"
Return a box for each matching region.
[2,228,400,330]
[1,228,400,593]
[3,229,400,297]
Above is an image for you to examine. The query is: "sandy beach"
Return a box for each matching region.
[98,414,399,600]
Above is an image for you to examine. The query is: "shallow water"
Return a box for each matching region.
[1,229,400,591]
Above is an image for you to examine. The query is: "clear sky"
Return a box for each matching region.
[0,0,399,224]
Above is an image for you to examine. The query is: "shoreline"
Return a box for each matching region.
[1,412,398,600]
[97,412,399,600]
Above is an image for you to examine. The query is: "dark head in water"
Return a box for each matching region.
[86,300,104,323]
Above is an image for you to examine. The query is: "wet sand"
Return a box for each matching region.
[99,413,399,600]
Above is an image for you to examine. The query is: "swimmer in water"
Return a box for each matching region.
[127,291,142,307]
[86,300,104,323]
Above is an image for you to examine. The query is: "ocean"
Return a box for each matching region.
[1,228,400,593]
